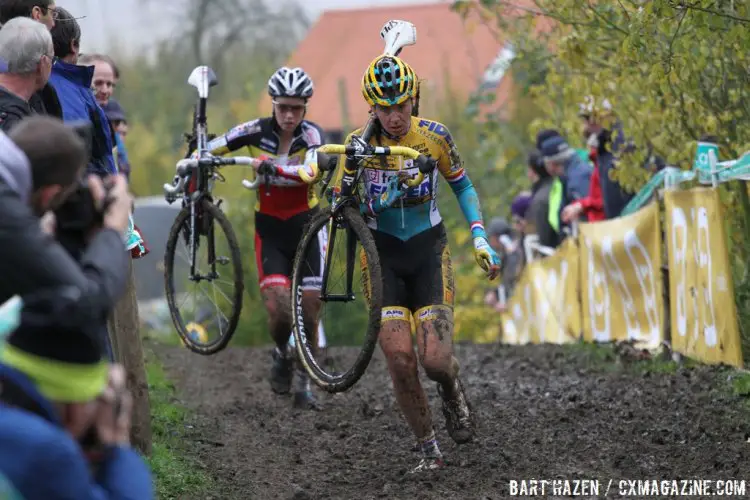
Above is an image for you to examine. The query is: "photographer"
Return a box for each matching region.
[0,286,153,499]
[0,116,132,342]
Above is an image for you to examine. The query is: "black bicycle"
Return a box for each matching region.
[162,65,270,355]
[289,118,437,393]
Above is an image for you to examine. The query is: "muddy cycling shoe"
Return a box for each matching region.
[437,378,476,444]
[270,347,294,394]
[410,456,446,473]
[293,390,322,410]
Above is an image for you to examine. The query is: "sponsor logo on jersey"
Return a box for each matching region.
[364,167,432,202]
[417,119,455,146]
[301,122,322,146]
[260,137,277,150]
[227,119,260,141]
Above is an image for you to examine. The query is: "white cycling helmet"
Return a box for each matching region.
[268,67,314,99]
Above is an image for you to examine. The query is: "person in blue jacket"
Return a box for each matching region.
[47,7,115,177]
[101,98,131,180]
[0,286,153,499]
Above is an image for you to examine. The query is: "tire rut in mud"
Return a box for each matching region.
[153,342,750,499]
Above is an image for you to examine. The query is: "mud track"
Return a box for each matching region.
[154,342,750,499]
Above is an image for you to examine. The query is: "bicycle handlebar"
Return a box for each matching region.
[298,143,427,187]
[163,155,266,197]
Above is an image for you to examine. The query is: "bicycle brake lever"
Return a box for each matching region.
[414,154,437,174]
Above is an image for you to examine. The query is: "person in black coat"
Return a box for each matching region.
[0,116,133,352]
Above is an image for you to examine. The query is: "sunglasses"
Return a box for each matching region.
[272,100,306,114]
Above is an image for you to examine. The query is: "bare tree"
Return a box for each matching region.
[141,0,310,66]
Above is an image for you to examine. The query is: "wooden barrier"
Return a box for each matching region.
[107,258,152,455]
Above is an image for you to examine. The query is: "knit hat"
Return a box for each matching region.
[536,129,560,150]
[1,286,108,403]
[510,192,532,219]
[527,149,548,178]
[487,217,511,237]
[541,135,574,164]
[102,98,126,123]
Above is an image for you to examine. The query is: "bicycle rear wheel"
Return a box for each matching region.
[291,205,383,393]
[164,198,244,354]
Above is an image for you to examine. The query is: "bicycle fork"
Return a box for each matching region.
[188,200,218,281]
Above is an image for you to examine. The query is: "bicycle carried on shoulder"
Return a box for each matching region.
[162,65,276,355]
[289,119,437,393]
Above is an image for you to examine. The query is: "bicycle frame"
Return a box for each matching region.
[186,69,218,282]
[317,117,378,303]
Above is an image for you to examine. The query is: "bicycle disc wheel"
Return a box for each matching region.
[164,198,244,354]
[291,205,383,393]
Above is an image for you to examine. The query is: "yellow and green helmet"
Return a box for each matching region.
[361,55,418,107]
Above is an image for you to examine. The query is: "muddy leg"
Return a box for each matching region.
[415,305,474,444]
[379,316,433,441]
[415,305,459,396]
[263,284,296,395]
[262,285,293,349]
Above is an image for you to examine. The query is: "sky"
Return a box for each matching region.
[60,0,443,55]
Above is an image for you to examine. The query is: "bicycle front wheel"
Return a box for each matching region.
[291,205,383,393]
[164,198,244,355]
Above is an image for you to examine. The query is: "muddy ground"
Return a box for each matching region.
[153,341,750,499]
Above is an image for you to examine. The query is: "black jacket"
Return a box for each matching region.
[0,83,62,133]
[0,179,129,326]
[29,83,62,119]
[0,87,31,132]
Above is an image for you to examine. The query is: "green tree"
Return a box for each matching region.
[453,0,750,352]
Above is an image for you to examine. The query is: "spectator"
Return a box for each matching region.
[102,98,131,179]
[540,139,574,243]
[0,0,56,29]
[561,111,607,224]
[484,192,532,311]
[78,53,124,173]
[487,217,513,258]
[526,149,560,250]
[484,217,512,312]
[0,17,54,131]
[510,192,531,236]
[48,7,117,177]
[578,98,634,218]
[0,116,132,344]
[103,99,127,137]
[0,0,62,118]
[77,52,148,258]
[0,286,153,499]
[78,53,117,108]
[540,134,592,202]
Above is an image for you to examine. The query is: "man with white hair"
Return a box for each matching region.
[0,16,53,131]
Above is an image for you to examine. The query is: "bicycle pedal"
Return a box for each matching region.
[216,256,230,265]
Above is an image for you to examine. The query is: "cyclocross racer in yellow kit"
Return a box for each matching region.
[333,55,501,473]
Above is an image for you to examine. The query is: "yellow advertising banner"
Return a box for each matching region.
[664,188,743,367]
[501,238,580,345]
[579,202,664,349]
